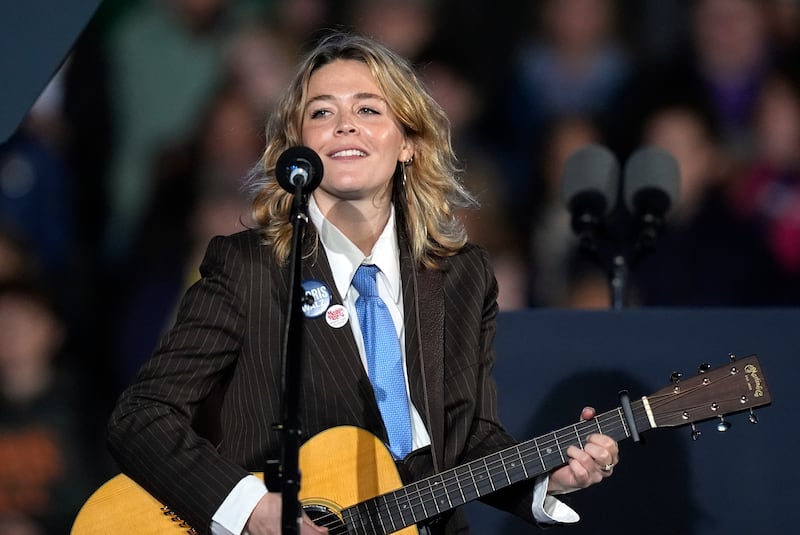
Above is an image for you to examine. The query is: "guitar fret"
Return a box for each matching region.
[445,469,467,507]
[470,458,493,496]
[364,500,380,535]
[342,508,355,534]
[554,431,565,463]
[516,445,530,480]
[352,502,370,535]
[532,436,546,472]
[573,424,583,449]
[493,451,511,489]
[409,481,427,523]
[499,451,512,486]
[456,464,479,503]
[388,491,403,532]
[396,485,414,527]
[483,456,497,492]
[502,447,527,484]
[432,473,452,511]
[617,407,630,438]
[378,494,393,534]
[426,476,440,514]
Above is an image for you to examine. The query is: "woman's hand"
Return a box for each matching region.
[547,406,619,495]
[245,493,329,535]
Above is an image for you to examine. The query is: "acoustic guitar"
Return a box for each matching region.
[71,354,771,535]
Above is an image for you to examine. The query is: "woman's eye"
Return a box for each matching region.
[310,109,330,119]
[359,106,379,115]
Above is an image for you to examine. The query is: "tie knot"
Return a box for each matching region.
[352,264,380,297]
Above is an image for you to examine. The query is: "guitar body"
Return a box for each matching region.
[72,426,418,534]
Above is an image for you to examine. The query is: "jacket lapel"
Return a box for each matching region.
[401,248,445,471]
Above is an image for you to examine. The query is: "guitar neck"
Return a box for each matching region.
[343,399,651,533]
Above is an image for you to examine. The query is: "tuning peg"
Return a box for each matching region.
[670,371,682,392]
[716,416,731,432]
[749,409,759,424]
[729,353,737,361]
[698,363,711,374]
[691,423,701,441]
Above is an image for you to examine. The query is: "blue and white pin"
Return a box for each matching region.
[301,280,331,318]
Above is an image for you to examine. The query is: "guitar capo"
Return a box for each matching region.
[618,390,641,442]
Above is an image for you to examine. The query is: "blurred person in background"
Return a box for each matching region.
[106,15,296,389]
[629,103,780,305]
[622,0,773,163]
[0,279,103,534]
[103,0,258,264]
[499,0,632,201]
[763,0,800,64]
[731,70,800,303]
[419,55,528,310]
[0,228,38,284]
[0,69,77,296]
[348,0,436,63]
[525,116,605,308]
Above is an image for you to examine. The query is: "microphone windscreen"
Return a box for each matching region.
[560,144,620,217]
[275,146,324,194]
[623,146,680,216]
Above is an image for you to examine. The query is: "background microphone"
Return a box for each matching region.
[623,146,680,253]
[275,146,324,194]
[560,144,620,238]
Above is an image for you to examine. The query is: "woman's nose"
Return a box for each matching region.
[335,114,358,135]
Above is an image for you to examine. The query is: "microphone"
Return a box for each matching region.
[623,146,680,253]
[275,146,324,194]
[560,144,620,237]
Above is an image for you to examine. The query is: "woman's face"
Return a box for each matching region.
[301,59,413,207]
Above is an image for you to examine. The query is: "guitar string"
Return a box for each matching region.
[312,372,747,533]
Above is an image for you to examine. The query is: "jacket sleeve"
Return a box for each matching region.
[107,235,253,535]
[446,244,537,524]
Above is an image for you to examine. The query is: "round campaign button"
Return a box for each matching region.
[325,304,349,328]
[301,279,331,318]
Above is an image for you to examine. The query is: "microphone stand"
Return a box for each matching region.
[573,212,631,309]
[575,214,665,310]
[273,182,309,535]
[609,254,628,310]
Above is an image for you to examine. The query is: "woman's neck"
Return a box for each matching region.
[313,194,392,256]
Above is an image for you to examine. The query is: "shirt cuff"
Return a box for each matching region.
[211,475,268,535]
[531,475,580,524]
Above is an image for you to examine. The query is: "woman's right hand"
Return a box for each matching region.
[245,493,328,535]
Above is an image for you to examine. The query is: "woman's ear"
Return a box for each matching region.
[399,138,415,164]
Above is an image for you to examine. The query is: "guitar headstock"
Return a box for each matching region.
[646,354,771,429]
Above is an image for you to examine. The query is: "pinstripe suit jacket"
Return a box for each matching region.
[107,227,536,534]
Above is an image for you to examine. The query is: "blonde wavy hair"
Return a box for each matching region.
[247,31,476,268]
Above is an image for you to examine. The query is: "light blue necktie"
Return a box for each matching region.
[352,264,412,459]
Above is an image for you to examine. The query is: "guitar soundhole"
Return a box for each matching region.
[305,504,348,534]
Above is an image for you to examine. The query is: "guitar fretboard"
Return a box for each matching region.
[341,399,651,535]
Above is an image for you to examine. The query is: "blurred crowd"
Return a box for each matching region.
[1,0,800,531]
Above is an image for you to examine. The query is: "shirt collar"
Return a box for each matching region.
[308,195,401,303]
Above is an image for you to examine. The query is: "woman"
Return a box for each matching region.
[107,31,618,535]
